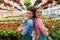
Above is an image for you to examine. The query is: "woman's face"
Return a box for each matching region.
[26,10,33,18]
[35,9,42,18]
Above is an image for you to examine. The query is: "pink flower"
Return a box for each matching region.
[16,0,20,2]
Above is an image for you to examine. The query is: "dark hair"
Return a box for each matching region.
[27,6,42,19]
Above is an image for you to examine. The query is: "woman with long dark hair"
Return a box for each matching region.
[34,7,48,40]
[17,6,36,40]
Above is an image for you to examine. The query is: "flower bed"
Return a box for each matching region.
[44,19,60,40]
[0,18,22,40]
[0,20,22,30]
[49,28,60,40]
[0,28,22,40]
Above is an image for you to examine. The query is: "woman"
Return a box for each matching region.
[17,6,36,40]
[34,8,48,40]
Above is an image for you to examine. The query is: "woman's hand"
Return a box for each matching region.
[43,28,48,36]
[44,28,48,32]
[17,27,25,32]
[17,27,22,32]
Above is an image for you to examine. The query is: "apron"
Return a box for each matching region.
[38,32,47,40]
[22,33,32,40]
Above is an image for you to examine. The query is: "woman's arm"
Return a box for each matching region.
[35,19,48,36]
[21,19,33,35]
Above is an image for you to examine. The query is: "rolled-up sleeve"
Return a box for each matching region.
[21,19,33,35]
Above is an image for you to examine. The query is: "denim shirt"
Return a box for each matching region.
[21,18,34,36]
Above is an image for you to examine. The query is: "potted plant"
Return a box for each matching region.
[24,0,31,8]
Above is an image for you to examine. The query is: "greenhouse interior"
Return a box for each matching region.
[0,0,60,40]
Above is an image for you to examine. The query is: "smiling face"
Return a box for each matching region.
[35,9,42,18]
[26,10,33,18]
